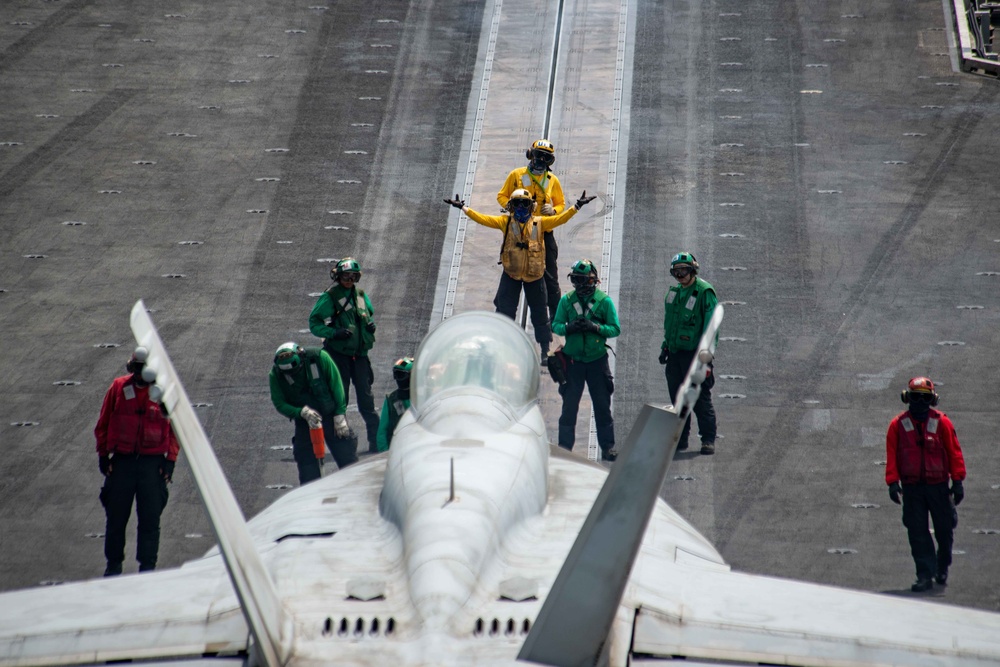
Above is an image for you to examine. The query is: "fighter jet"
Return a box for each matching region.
[1,301,999,667]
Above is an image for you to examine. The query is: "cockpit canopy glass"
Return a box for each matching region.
[411,312,540,413]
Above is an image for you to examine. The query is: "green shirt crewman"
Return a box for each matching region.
[376,356,413,452]
[551,259,621,461]
[659,251,718,455]
[308,257,381,453]
[269,343,357,484]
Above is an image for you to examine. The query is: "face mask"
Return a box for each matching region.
[512,207,533,223]
[908,403,931,420]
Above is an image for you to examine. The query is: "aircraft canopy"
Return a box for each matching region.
[412,312,540,413]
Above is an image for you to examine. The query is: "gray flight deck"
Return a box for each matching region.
[1,0,999,624]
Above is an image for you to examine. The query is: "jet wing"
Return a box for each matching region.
[0,559,247,666]
[628,554,1000,666]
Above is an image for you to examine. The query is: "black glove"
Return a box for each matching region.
[888,481,902,505]
[658,347,669,365]
[99,455,112,477]
[951,479,964,506]
[332,328,352,340]
[575,190,596,209]
[161,459,175,482]
[581,319,600,334]
[444,194,465,209]
[366,321,376,334]
[565,319,586,334]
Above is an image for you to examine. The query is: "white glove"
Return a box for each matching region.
[300,406,322,429]
[541,203,556,216]
[333,414,350,439]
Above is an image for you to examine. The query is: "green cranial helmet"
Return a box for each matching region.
[670,251,699,272]
[332,257,362,282]
[392,356,414,381]
[568,258,598,281]
[274,342,303,372]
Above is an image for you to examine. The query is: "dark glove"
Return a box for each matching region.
[444,194,465,209]
[575,190,596,209]
[565,319,586,334]
[332,328,352,340]
[161,459,175,482]
[366,321,376,334]
[951,479,964,506]
[888,481,902,505]
[581,319,600,334]
[99,455,112,477]
[658,347,669,365]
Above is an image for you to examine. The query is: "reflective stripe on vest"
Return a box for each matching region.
[896,411,948,484]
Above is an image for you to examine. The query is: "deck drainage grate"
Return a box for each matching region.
[351,123,374,127]
[24,254,47,259]
[161,274,186,279]
[98,190,121,194]
[270,445,293,450]
[286,29,307,34]
[817,190,842,194]
[133,160,156,165]
[827,548,857,555]
[719,393,746,399]
[62,221,86,226]
[720,336,746,342]
[336,180,361,184]
[85,532,104,538]
[178,241,203,245]
[198,105,220,110]
[720,266,747,271]
[851,503,879,509]
[719,233,745,238]
[976,272,1000,276]
[247,209,268,214]
[327,210,353,215]
[325,226,350,231]
[956,305,983,309]
[10,421,39,427]
[227,80,251,84]
[266,484,292,490]
[972,529,1000,535]
[674,475,696,481]
[718,374,746,380]
[167,132,197,137]
[719,143,744,148]
[937,341,965,346]
[255,177,280,182]
[94,343,121,348]
[53,381,82,386]
[265,148,289,153]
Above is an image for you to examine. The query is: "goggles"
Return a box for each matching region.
[670,266,693,279]
[908,392,935,404]
[509,198,534,211]
[275,350,299,370]
[338,272,361,283]
[393,369,411,382]
[530,149,555,167]
[570,275,597,288]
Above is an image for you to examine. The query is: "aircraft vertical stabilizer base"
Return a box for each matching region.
[2,304,1000,666]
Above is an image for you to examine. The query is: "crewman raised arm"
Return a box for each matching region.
[444,188,595,365]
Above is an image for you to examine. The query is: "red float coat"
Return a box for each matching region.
[885,409,965,485]
[95,375,179,460]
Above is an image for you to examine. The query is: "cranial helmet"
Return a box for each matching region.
[392,356,414,382]
[508,188,536,223]
[526,139,556,169]
[332,257,362,282]
[126,346,149,375]
[670,251,699,272]
[568,258,599,298]
[901,376,938,405]
[274,342,304,372]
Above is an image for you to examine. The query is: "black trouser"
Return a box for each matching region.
[494,272,551,348]
[558,354,615,453]
[665,349,717,448]
[326,349,380,448]
[901,482,955,580]
[543,231,560,322]
[292,415,358,484]
[100,454,169,572]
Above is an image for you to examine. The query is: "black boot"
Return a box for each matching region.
[104,562,122,577]
[911,577,933,592]
[935,570,948,586]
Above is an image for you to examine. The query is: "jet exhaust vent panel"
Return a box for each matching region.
[473,617,531,637]
[327,616,396,638]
